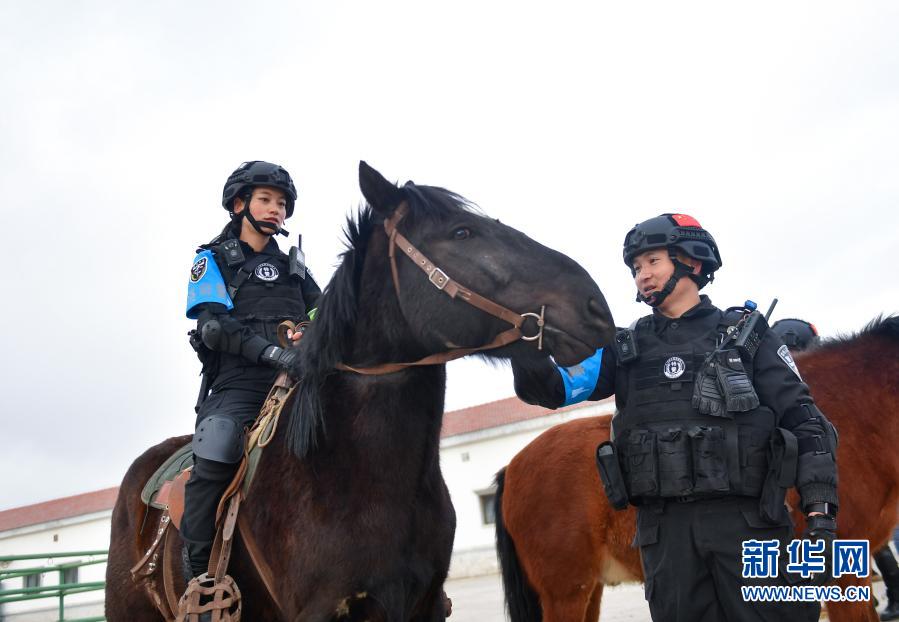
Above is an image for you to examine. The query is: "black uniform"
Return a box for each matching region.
[181,231,320,578]
[512,296,838,622]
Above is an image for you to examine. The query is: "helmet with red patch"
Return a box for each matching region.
[623,213,722,286]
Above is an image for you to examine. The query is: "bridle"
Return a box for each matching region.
[337,202,546,375]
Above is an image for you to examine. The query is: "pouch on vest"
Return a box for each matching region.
[622,429,659,498]
[657,428,693,497]
[689,426,730,494]
[595,442,629,510]
[759,427,798,524]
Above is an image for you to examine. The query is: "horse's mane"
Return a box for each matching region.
[815,314,899,350]
[285,183,479,459]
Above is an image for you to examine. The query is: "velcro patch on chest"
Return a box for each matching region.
[254,263,280,281]
[662,356,686,379]
[777,344,802,379]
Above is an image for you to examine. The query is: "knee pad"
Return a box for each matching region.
[192,415,244,463]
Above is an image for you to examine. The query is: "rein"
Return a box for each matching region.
[337,202,545,375]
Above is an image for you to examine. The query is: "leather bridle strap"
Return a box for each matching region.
[385,204,525,329]
[337,202,545,375]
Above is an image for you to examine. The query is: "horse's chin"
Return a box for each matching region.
[548,340,597,367]
[546,326,615,367]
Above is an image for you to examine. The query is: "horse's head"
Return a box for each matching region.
[287,163,615,458]
[356,161,614,366]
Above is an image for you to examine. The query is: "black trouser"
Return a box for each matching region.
[875,546,899,601]
[635,497,820,622]
[180,388,267,578]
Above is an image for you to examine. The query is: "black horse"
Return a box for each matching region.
[106,162,615,621]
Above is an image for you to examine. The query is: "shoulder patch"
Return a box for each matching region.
[186,249,233,319]
[190,256,208,282]
[777,344,802,380]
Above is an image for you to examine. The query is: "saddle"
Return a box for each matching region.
[130,375,295,622]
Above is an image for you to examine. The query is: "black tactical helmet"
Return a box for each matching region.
[222,161,297,217]
[623,213,722,285]
[771,318,820,352]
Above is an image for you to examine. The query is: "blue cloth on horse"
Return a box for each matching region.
[186,249,233,319]
[559,347,604,406]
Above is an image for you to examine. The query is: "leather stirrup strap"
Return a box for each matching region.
[207,493,242,582]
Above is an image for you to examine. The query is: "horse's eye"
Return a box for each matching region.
[453,227,471,240]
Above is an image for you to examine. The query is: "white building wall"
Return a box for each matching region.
[440,401,614,577]
[0,511,111,619]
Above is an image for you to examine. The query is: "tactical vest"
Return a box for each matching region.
[212,248,310,389]
[613,314,774,503]
[222,252,308,341]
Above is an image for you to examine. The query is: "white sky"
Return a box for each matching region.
[1,1,897,510]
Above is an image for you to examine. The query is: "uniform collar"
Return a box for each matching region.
[650,296,718,332]
[226,230,281,257]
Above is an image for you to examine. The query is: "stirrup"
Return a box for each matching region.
[176,573,242,622]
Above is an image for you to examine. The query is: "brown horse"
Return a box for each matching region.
[495,315,899,622]
[105,162,615,621]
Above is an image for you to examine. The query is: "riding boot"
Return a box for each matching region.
[873,546,899,621]
[180,457,238,578]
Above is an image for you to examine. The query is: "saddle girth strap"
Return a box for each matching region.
[236,512,284,614]
[205,493,285,616]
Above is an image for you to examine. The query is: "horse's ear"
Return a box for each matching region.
[359,161,404,217]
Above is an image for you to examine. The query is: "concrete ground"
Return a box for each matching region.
[0,574,886,620]
[444,573,650,622]
[443,572,890,621]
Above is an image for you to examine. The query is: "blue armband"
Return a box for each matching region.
[186,250,233,319]
[558,348,604,406]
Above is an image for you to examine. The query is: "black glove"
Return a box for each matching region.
[781,513,836,586]
[801,513,837,585]
[714,350,760,412]
[260,345,301,374]
[692,360,726,416]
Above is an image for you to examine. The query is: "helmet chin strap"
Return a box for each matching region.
[635,251,695,307]
[234,194,290,238]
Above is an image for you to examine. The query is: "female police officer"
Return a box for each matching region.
[181,161,320,580]
[512,214,838,621]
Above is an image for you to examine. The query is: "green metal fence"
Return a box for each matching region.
[0,550,107,622]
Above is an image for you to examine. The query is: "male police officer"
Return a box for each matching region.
[182,161,320,581]
[512,214,838,621]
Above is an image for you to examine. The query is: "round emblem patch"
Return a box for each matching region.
[190,257,207,283]
[663,356,686,379]
[254,263,279,281]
